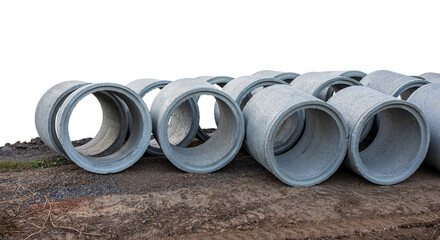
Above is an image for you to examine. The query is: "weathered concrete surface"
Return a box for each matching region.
[328,86,430,185]
[252,70,300,83]
[243,85,348,186]
[408,84,440,170]
[420,72,440,81]
[55,83,151,174]
[35,81,129,158]
[150,78,244,173]
[361,70,428,100]
[290,72,361,101]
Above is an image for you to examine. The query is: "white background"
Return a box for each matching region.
[0,0,439,146]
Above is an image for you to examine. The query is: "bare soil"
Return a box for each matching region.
[1,136,440,239]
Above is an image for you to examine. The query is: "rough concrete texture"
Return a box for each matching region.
[361,70,428,100]
[408,84,440,170]
[321,70,367,81]
[290,72,362,101]
[150,78,245,173]
[243,85,348,186]
[218,76,303,154]
[35,81,130,158]
[127,79,199,155]
[55,83,152,174]
[35,81,89,156]
[420,72,440,81]
[194,76,233,141]
[327,86,430,185]
[252,70,300,83]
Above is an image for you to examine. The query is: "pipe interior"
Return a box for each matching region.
[170,94,240,168]
[318,83,354,101]
[274,108,343,181]
[273,111,305,154]
[357,107,422,179]
[399,87,420,100]
[64,89,148,167]
[68,92,124,157]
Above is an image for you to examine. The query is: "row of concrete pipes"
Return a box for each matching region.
[35,70,440,186]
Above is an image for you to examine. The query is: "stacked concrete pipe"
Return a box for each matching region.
[150,78,245,173]
[290,72,362,101]
[194,76,233,141]
[243,85,348,186]
[252,70,300,83]
[321,70,367,81]
[361,70,429,100]
[327,86,429,185]
[420,72,440,81]
[36,82,151,174]
[419,72,440,84]
[216,75,304,154]
[127,79,200,155]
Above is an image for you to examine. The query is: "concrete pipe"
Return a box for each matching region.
[217,76,303,154]
[127,79,199,155]
[35,81,129,158]
[321,70,367,81]
[252,70,300,83]
[427,78,440,84]
[312,71,366,102]
[194,76,233,141]
[290,72,361,101]
[327,86,429,185]
[420,72,440,81]
[150,78,244,173]
[56,83,151,174]
[288,72,370,139]
[361,70,428,100]
[407,84,440,170]
[243,85,348,187]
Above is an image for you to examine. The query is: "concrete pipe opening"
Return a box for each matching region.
[151,79,244,173]
[56,83,151,174]
[35,81,129,158]
[194,76,233,142]
[243,85,348,186]
[328,86,429,185]
[127,79,199,156]
[350,104,429,184]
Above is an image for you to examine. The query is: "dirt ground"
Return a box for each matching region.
[1,137,440,239]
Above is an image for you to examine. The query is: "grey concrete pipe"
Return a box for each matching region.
[407,84,440,170]
[252,70,300,83]
[290,72,362,101]
[243,85,348,186]
[194,76,233,141]
[150,78,245,173]
[321,70,367,81]
[35,81,129,158]
[217,76,303,154]
[127,79,199,155]
[327,86,429,185]
[55,83,151,174]
[361,70,428,100]
[420,72,440,81]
